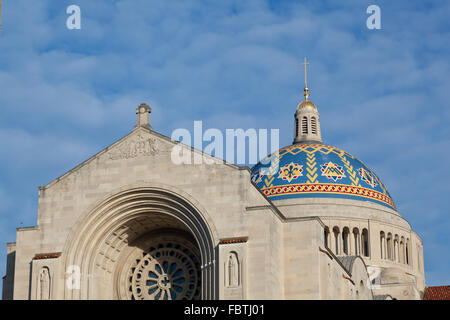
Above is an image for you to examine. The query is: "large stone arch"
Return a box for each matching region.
[61,183,218,300]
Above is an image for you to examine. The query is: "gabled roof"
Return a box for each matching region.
[42,126,244,190]
[423,286,450,300]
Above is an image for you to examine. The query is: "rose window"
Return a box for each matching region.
[127,241,201,300]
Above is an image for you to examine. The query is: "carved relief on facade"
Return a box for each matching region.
[218,239,247,299]
[109,134,159,160]
[225,251,240,288]
[38,267,51,300]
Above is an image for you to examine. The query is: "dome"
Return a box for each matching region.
[251,144,396,211]
[296,99,317,111]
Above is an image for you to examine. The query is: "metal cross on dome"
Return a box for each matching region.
[301,57,310,100]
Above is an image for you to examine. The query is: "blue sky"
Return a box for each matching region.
[0,0,449,293]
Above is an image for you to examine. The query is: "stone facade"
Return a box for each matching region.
[2,103,425,300]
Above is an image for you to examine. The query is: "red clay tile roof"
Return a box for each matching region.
[423,286,450,300]
[219,237,248,244]
[33,252,62,260]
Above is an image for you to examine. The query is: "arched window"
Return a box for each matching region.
[342,227,350,255]
[333,227,340,255]
[295,118,299,137]
[302,116,308,134]
[324,227,330,248]
[387,233,393,260]
[380,231,385,259]
[362,229,369,257]
[406,238,410,265]
[353,228,360,256]
[394,235,399,262]
[400,237,405,264]
[311,117,317,135]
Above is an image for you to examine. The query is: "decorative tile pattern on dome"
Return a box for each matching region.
[278,162,303,183]
[251,144,396,211]
[320,162,345,182]
[261,153,280,188]
[250,171,262,184]
[359,168,378,188]
[338,153,360,186]
[305,152,318,183]
[261,183,395,210]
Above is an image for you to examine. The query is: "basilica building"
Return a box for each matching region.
[2,78,425,300]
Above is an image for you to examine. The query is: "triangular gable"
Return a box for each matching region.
[43,127,245,190]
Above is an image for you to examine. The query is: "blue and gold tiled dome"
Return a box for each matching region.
[251,144,396,210]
